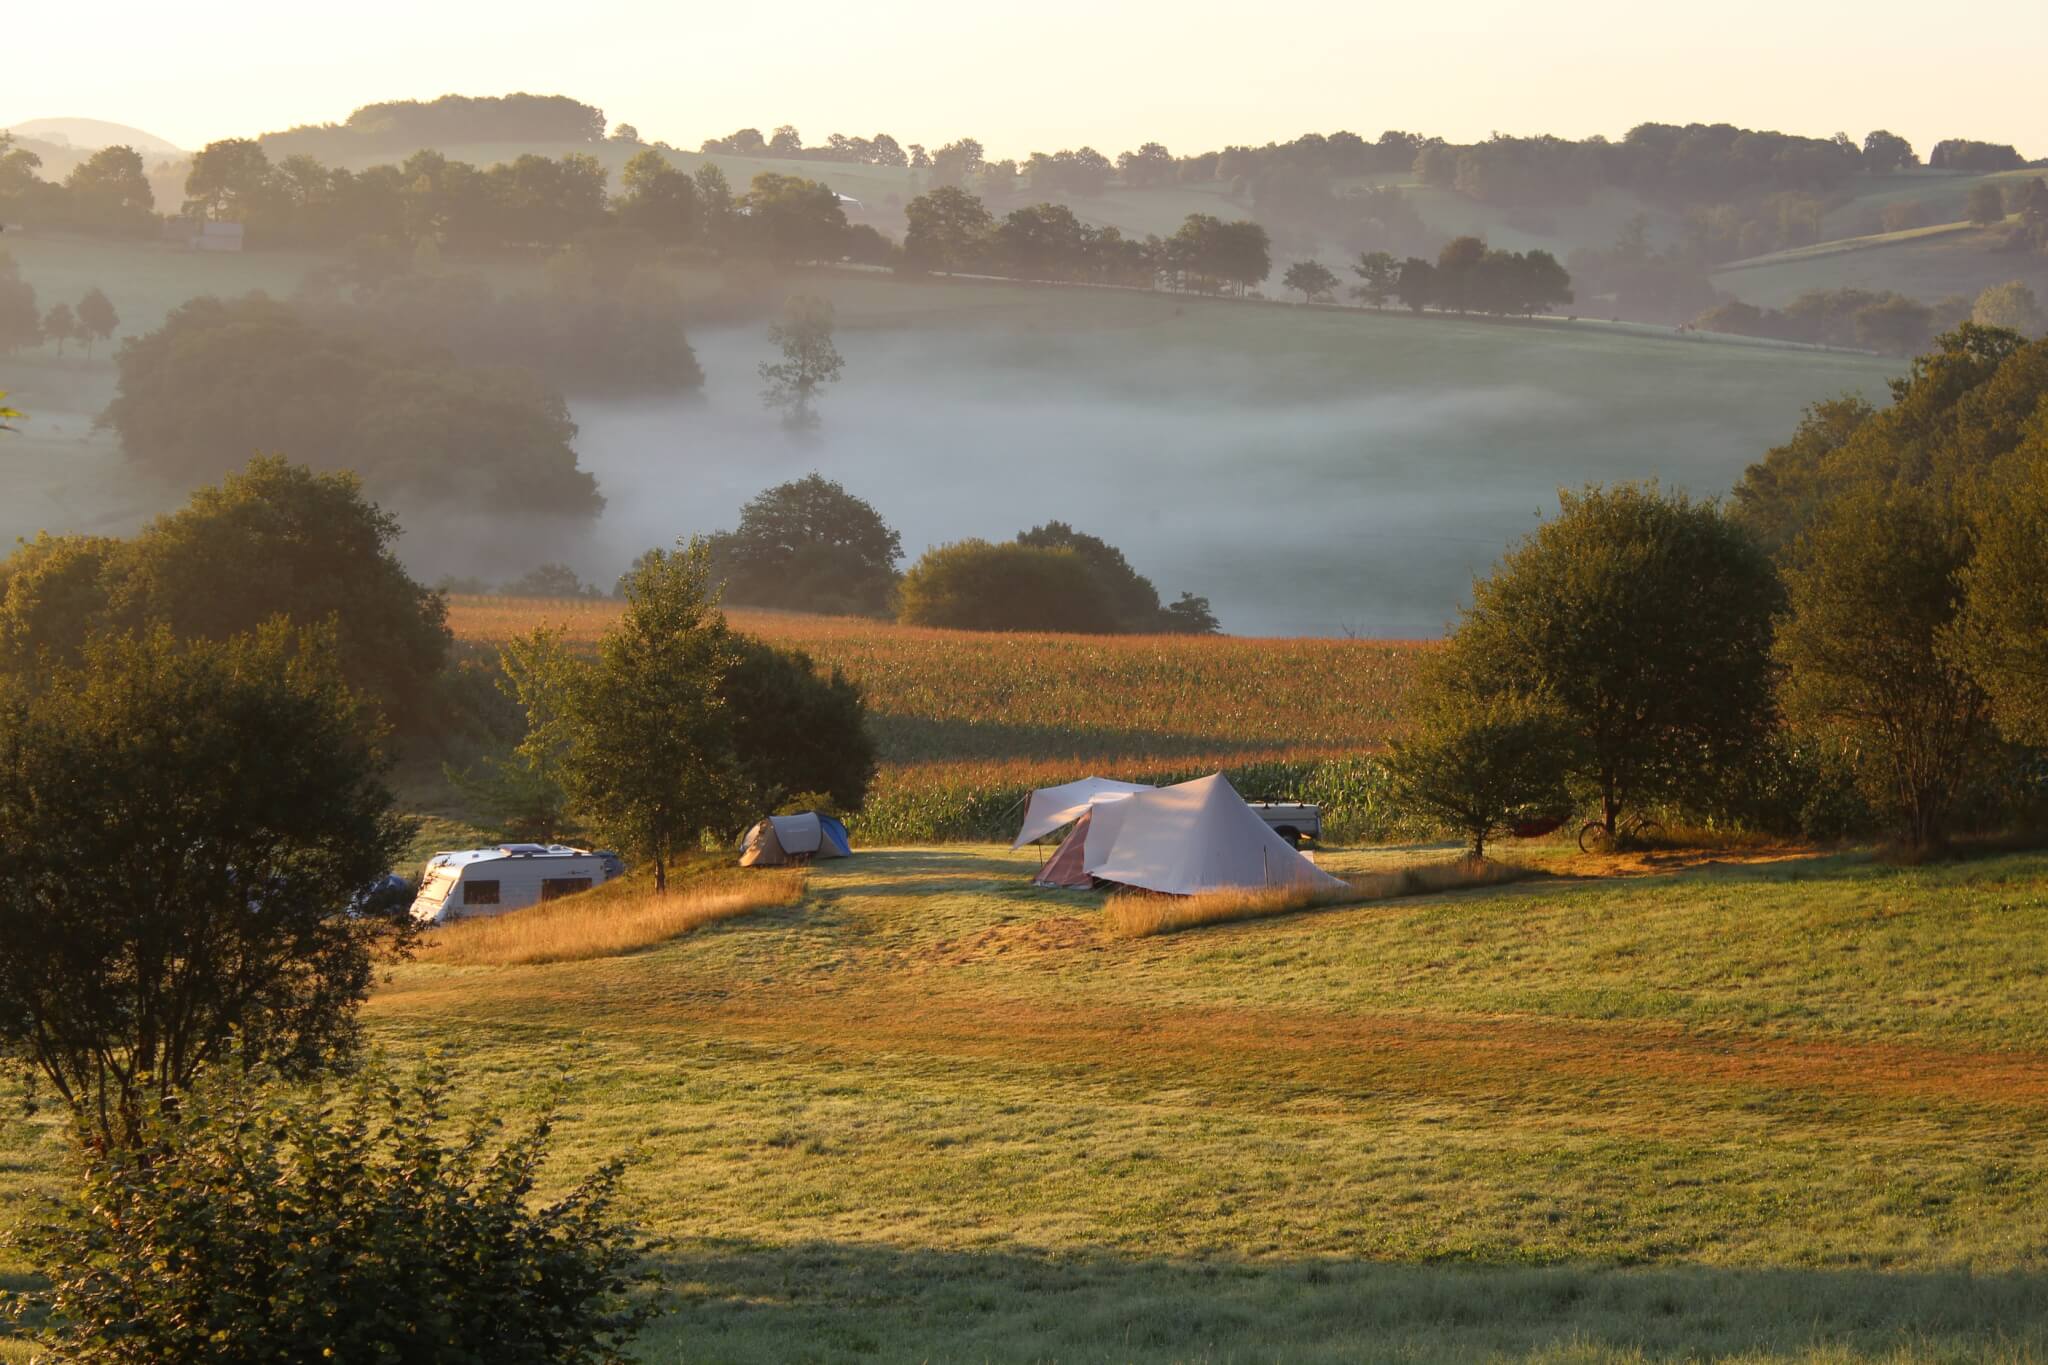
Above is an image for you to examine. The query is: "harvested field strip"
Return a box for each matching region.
[418,871,806,965]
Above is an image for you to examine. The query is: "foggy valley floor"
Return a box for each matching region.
[0,239,1898,635]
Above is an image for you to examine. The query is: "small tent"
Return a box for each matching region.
[1034,773,1343,896]
[1012,776,1156,848]
[739,812,853,867]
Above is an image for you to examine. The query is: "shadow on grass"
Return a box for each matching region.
[647,1240,2048,1363]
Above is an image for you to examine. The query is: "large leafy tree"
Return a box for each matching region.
[1776,483,1993,847]
[0,625,410,1148]
[64,145,156,234]
[1441,484,1781,834]
[615,148,697,244]
[1014,521,1218,634]
[182,137,274,221]
[903,186,994,272]
[705,472,901,616]
[736,172,848,262]
[504,542,737,892]
[0,460,450,732]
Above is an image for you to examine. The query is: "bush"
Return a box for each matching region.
[5,1057,657,1364]
[898,539,1121,632]
[723,635,877,824]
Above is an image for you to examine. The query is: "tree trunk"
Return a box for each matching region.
[653,854,667,895]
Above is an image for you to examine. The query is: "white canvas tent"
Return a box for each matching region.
[1035,773,1344,897]
[1011,777,1156,848]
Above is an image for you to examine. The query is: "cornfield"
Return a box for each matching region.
[447,597,1433,843]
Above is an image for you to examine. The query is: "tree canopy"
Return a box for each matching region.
[705,473,902,617]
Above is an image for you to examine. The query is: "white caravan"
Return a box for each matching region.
[410,845,626,924]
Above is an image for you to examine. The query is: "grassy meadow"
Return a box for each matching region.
[13,843,2046,1361]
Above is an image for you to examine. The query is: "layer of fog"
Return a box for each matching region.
[454,321,1855,638]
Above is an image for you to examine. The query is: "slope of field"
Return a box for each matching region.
[1712,223,2048,309]
[448,598,1427,841]
[11,846,2040,1360]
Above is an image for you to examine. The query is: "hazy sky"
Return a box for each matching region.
[10,0,2046,159]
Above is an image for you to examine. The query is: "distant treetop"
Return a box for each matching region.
[262,93,608,157]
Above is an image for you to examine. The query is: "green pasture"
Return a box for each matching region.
[9,842,2046,1361]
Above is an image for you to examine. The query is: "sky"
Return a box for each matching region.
[8,0,2047,160]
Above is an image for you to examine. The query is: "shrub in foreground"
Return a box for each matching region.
[4,1057,657,1365]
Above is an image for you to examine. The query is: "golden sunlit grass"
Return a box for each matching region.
[1103,856,1544,938]
[417,871,806,966]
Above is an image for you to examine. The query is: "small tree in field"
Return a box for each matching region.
[504,541,737,892]
[1386,686,1577,857]
[5,1056,655,1364]
[42,301,79,356]
[0,625,410,1148]
[759,295,844,430]
[76,286,118,358]
[1283,259,1339,302]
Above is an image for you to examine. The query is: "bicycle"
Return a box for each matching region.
[1578,813,1665,853]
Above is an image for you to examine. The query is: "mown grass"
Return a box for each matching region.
[7,845,2048,1360]
[1102,854,1540,938]
[418,870,805,966]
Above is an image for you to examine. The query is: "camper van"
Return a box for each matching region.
[410,845,625,924]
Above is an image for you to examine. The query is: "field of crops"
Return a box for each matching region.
[446,596,1429,841]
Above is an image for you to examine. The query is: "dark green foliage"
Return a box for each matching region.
[6,1056,655,1364]
[1282,259,1340,302]
[117,458,452,729]
[0,625,409,1147]
[0,459,450,731]
[705,473,902,616]
[1776,484,1993,847]
[502,563,605,598]
[1441,484,1782,833]
[1014,521,1219,634]
[897,540,1122,633]
[723,636,876,824]
[1928,139,2024,172]
[105,295,599,513]
[736,173,849,262]
[1730,396,1877,557]
[1386,684,1578,857]
[903,185,994,272]
[1961,449,2048,746]
[504,543,737,892]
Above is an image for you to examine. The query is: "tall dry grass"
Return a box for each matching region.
[419,871,806,966]
[1104,858,1541,939]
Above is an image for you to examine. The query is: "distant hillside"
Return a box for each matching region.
[5,117,182,156]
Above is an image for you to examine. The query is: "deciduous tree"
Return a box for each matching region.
[758,295,844,429]
[503,542,737,893]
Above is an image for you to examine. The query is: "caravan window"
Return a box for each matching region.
[463,879,502,906]
[541,877,592,901]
